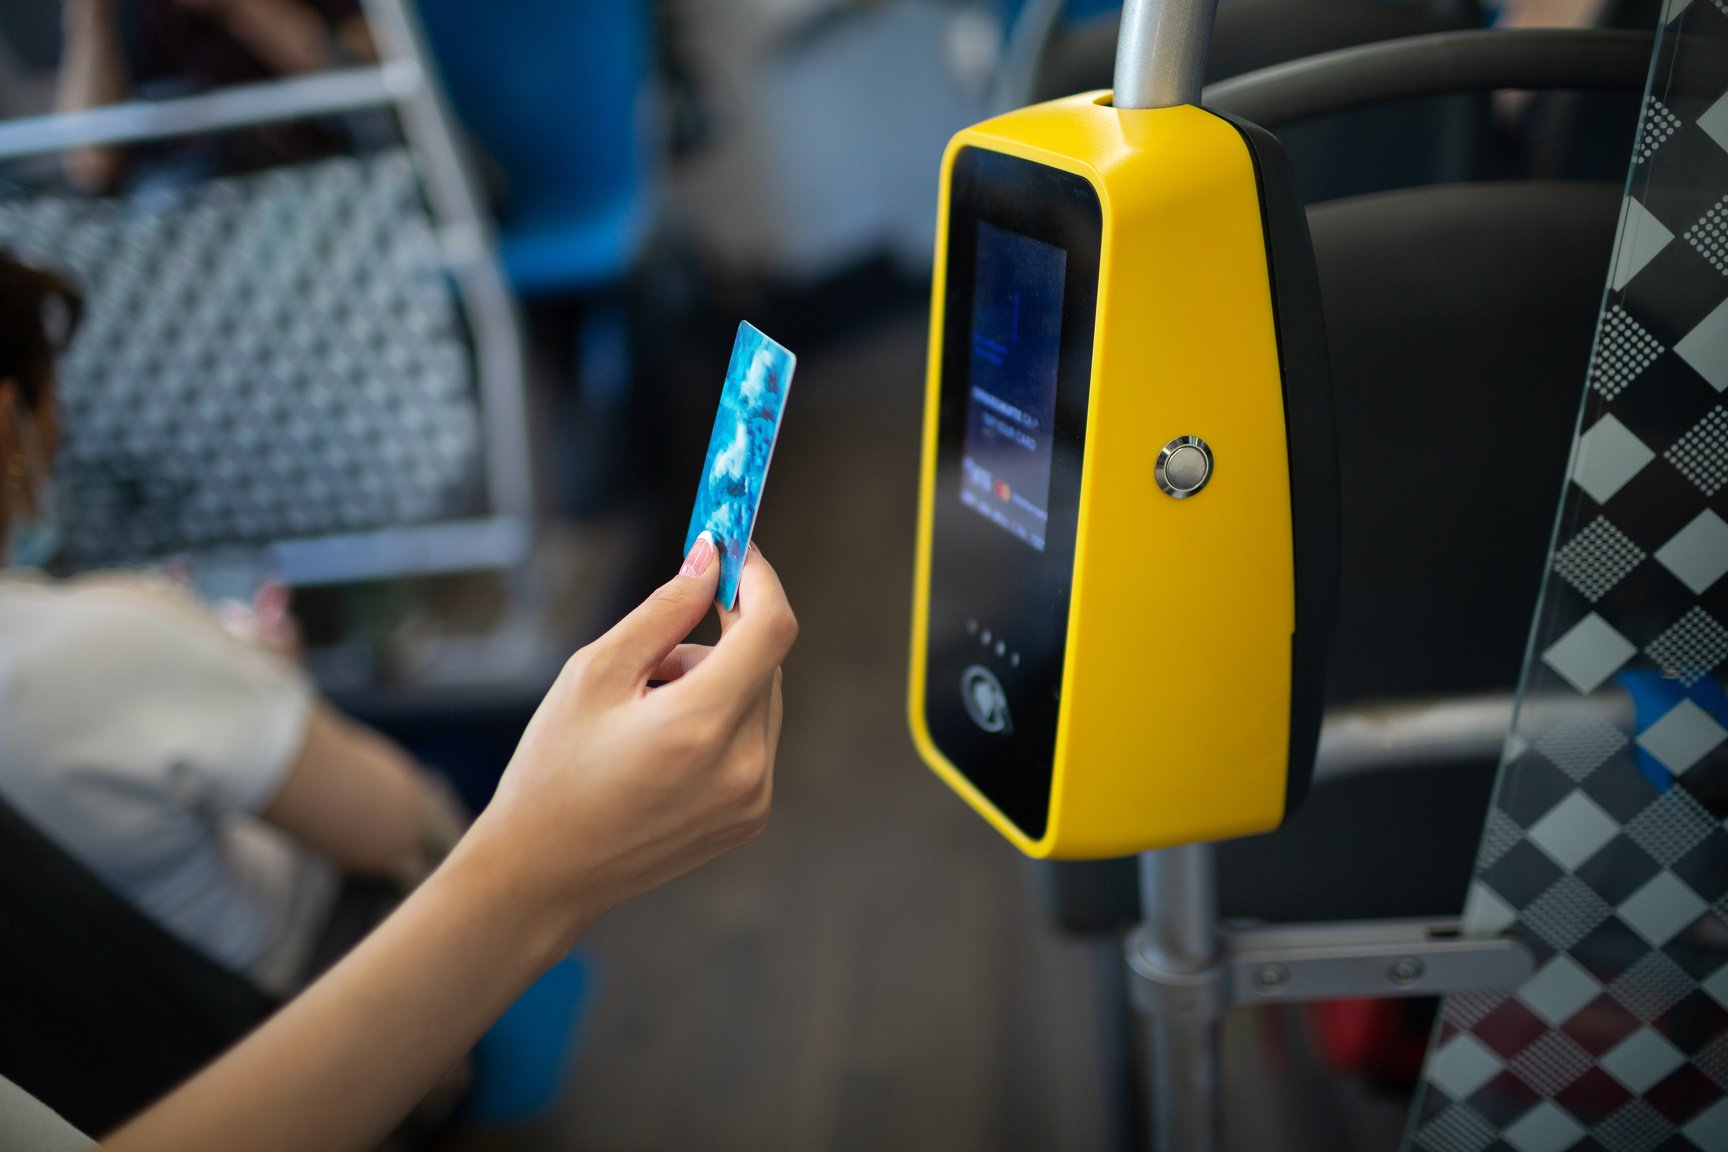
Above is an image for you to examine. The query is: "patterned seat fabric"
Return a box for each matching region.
[0,148,484,567]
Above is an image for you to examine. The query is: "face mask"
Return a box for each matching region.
[6,404,63,570]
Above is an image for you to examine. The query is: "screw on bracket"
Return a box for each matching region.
[1388,957,1425,986]
[1253,964,1289,992]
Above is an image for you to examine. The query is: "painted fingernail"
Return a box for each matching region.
[256,581,288,621]
[681,531,716,577]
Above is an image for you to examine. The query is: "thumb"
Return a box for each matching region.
[588,532,721,688]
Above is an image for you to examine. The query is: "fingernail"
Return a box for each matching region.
[256,581,288,621]
[681,531,716,577]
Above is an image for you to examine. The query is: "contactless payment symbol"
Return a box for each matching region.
[961,664,1012,734]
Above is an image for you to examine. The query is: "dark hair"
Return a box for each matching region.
[0,249,83,410]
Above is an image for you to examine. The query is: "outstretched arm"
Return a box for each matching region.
[101,537,795,1152]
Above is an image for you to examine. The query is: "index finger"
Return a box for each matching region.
[668,546,797,714]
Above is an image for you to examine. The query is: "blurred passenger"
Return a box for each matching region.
[55,0,374,192]
[0,249,465,997]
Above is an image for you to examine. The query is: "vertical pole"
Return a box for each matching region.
[1115,0,1226,1135]
[1137,844,1223,1151]
[1113,0,1220,110]
[360,0,536,529]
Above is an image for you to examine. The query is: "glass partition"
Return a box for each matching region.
[1409,4,1728,1149]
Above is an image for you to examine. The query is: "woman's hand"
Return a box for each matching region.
[471,534,797,948]
[214,578,303,663]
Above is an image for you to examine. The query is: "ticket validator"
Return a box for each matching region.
[907,52,1339,859]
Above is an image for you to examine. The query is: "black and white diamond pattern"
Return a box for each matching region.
[1608,951,1697,1022]
[1592,305,1666,399]
[1645,605,1728,685]
[1637,97,1683,165]
[1414,7,1728,1148]
[1665,406,1728,495]
[1533,709,1631,780]
[1623,785,1716,864]
[1522,876,1614,952]
[1509,1029,1596,1096]
[1416,1103,1500,1152]
[1444,989,1512,1030]
[1685,195,1728,274]
[1698,1032,1728,1090]
[1597,1101,1677,1152]
[0,149,485,565]
[1480,807,1526,865]
[1554,515,1648,600]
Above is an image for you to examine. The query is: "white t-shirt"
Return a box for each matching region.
[0,1073,91,1152]
[0,574,336,995]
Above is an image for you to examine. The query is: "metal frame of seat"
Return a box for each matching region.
[0,0,532,587]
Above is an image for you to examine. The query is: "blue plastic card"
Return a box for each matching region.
[684,321,796,609]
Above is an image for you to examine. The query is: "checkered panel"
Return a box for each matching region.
[1593,306,1667,400]
[1410,8,1728,1150]
[0,148,485,565]
[1555,516,1648,601]
[1641,97,1685,166]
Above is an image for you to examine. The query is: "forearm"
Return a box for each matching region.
[263,704,436,877]
[56,0,130,112]
[103,824,586,1152]
[55,0,131,190]
[216,0,338,75]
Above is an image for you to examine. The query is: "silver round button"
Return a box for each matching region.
[1155,436,1213,498]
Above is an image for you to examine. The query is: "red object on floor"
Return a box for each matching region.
[1305,998,1432,1086]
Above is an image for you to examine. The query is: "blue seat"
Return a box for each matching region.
[997,0,1121,25]
[414,0,658,297]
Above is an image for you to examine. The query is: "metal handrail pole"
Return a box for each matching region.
[1113,0,1220,109]
[1311,690,1634,783]
[1113,0,1233,1143]
[1137,843,1224,1152]
[359,0,535,530]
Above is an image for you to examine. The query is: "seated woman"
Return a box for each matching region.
[55,0,376,193]
[0,249,463,996]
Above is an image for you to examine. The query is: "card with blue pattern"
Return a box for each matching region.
[684,322,795,610]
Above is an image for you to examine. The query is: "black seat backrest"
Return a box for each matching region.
[1044,181,1620,930]
[1317,181,1618,705]
[1034,0,1494,203]
[1206,181,1621,922]
[0,795,277,1136]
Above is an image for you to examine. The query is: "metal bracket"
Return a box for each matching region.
[1126,930,1229,1020]
[1127,916,1534,1019]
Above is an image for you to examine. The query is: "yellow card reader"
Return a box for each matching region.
[907,27,1339,859]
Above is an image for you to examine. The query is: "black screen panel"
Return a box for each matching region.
[923,147,1102,841]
